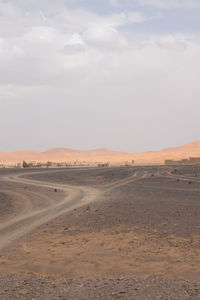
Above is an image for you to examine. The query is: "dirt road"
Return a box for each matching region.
[0,170,100,250]
[0,167,155,250]
[0,166,199,250]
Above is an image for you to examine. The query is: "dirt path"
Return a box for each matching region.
[0,168,153,251]
[0,166,193,251]
[101,170,148,190]
[0,172,100,250]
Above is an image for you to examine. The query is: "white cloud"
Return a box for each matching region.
[83,25,121,48]
[138,0,200,9]
[108,0,118,5]
[0,1,200,152]
[0,1,155,86]
[0,1,199,89]
[39,10,47,21]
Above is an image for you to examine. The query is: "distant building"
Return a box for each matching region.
[98,163,109,168]
[189,157,200,164]
[165,157,200,165]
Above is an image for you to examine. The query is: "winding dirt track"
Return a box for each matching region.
[1,166,194,251]
[0,171,100,250]
[0,168,154,251]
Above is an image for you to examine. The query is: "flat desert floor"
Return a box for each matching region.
[0,166,200,299]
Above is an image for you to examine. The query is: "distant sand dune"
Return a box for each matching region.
[133,140,200,165]
[0,141,200,165]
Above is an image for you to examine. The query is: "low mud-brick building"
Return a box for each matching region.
[165,157,200,165]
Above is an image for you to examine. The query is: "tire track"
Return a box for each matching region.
[0,172,100,250]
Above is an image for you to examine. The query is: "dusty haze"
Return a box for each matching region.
[0,1,200,153]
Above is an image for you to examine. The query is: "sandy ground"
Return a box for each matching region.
[0,166,200,299]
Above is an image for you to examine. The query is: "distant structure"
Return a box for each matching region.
[189,157,200,164]
[0,161,109,169]
[98,163,109,168]
[0,163,22,169]
[165,157,200,166]
[123,160,134,167]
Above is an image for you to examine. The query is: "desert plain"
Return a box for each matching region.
[0,165,200,299]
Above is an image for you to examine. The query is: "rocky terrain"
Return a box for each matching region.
[0,166,200,299]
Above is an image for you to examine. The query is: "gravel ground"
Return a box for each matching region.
[1,166,200,299]
[0,274,200,300]
[24,166,137,187]
[0,192,13,218]
[40,170,200,238]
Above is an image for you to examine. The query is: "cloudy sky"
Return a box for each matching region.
[0,0,200,153]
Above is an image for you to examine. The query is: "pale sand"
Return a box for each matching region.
[0,140,200,165]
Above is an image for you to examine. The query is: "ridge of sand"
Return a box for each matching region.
[133,140,200,164]
[0,140,200,165]
[0,148,135,165]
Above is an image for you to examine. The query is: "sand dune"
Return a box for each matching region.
[133,140,200,164]
[0,141,200,165]
[0,148,135,165]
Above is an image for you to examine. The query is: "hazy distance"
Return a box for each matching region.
[0,0,200,153]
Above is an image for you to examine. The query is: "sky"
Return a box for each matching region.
[0,0,200,153]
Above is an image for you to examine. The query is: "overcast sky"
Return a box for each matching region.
[0,0,200,153]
